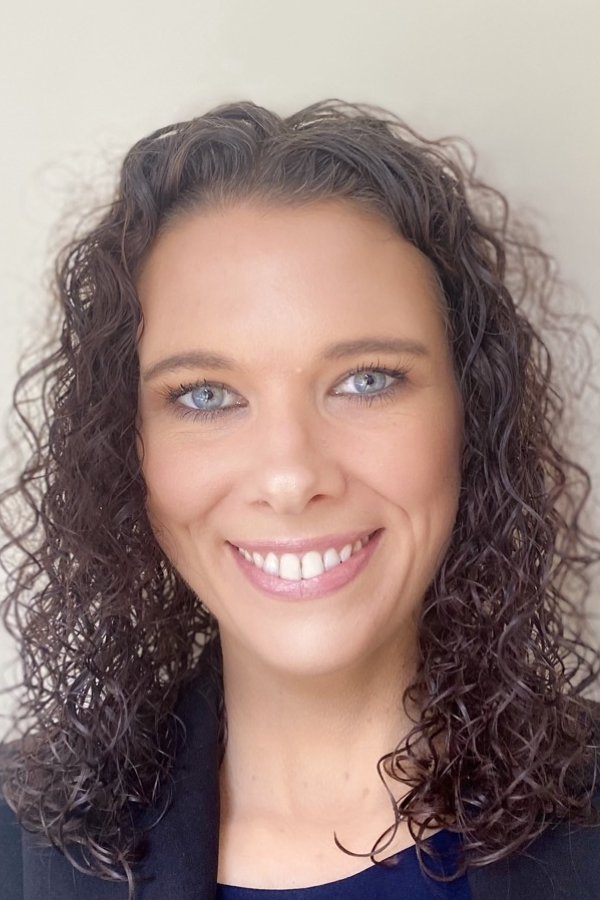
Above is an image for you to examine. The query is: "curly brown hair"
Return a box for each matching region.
[1,100,599,893]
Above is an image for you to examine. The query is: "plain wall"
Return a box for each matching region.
[1,0,599,715]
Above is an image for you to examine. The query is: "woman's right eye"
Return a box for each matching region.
[166,380,245,419]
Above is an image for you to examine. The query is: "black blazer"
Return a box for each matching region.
[2,658,600,899]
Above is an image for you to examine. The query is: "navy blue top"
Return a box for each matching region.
[217,829,471,899]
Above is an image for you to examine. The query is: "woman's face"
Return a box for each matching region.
[137,201,463,678]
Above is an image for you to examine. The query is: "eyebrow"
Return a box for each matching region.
[141,338,429,383]
[321,338,428,361]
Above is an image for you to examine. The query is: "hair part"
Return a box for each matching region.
[1,99,599,894]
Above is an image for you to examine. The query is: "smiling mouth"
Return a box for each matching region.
[232,531,379,582]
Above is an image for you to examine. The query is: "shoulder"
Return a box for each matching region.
[1,740,23,897]
[469,698,600,900]
[0,790,23,900]
[469,805,600,900]
[0,648,222,900]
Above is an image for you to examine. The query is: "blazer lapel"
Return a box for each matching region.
[23,650,222,900]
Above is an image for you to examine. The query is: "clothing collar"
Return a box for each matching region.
[20,651,600,900]
[22,644,223,900]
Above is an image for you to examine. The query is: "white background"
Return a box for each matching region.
[1,0,598,715]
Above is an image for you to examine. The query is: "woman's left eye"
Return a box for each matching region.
[332,367,407,399]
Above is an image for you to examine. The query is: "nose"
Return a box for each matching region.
[241,403,346,516]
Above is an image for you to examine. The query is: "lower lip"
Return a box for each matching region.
[228,530,383,601]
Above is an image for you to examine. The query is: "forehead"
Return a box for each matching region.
[136,200,449,367]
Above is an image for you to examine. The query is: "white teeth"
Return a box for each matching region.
[301,551,325,579]
[237,533,373,582]
[279,553,302,581]
[339,543,352,562]
[323,548,341,570]
[263,552,279,576]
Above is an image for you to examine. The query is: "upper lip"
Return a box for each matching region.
[229,528,379,556]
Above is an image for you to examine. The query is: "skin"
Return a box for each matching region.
[136,200,464,887]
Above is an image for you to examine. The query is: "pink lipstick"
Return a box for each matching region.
[228,529,382,601]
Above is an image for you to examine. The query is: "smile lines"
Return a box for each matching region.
[235,534,372,582]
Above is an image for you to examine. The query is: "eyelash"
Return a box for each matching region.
[163,361,410,423]
[165,380,236,423]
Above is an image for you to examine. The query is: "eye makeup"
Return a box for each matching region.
[158,360,412,423]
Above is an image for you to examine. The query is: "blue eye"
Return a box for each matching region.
[185,383,229,410]
[173,380,242,417]
[339,370,392,394]
[333,367,407,398]
[165,363,409,422]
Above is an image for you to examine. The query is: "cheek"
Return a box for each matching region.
[140,433,227,531]
[359,410,462,521]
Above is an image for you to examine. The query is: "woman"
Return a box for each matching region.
[0,100,598,899]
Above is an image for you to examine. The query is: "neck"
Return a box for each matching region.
[218,633,418,828]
